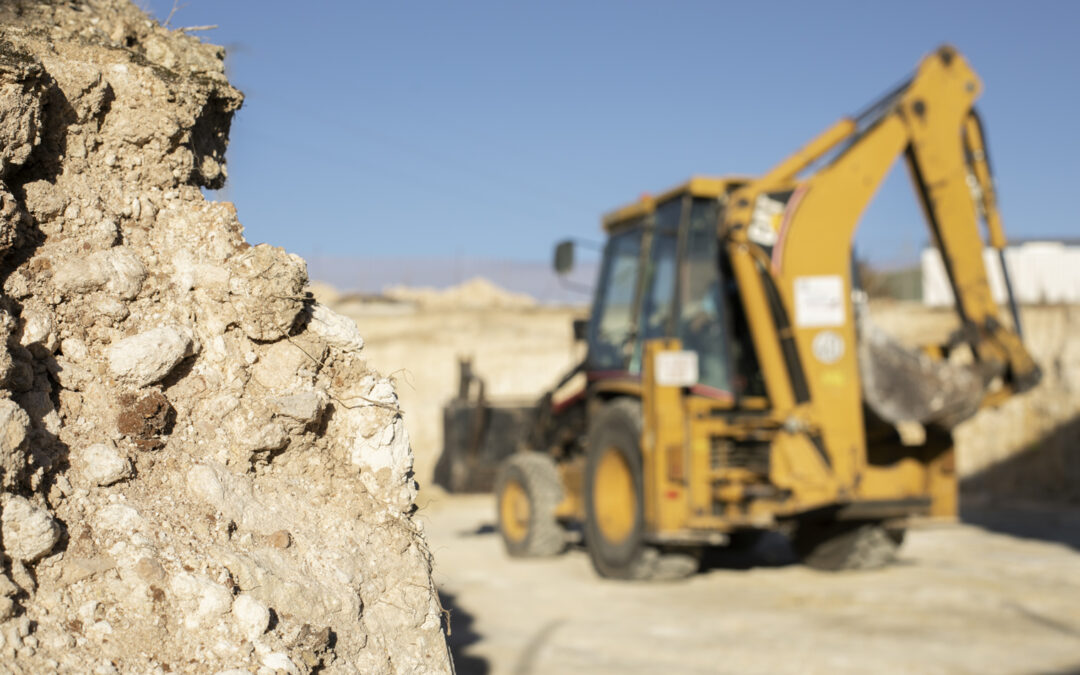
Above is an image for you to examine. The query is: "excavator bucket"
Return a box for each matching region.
[433,359,537,493]
[857,312,984,430]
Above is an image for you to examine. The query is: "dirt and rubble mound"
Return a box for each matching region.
[384,277,536,310]
[0,2,451,673]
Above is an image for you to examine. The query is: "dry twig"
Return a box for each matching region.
[163,0,185,28]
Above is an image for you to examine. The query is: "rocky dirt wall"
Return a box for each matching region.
[954,305,1080,502]
[0,1,451,672]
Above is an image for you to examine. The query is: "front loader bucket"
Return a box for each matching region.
[433,359,537,493]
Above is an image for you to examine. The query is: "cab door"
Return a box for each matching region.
[641,197,774,535]
[586,221,646,375]
[630,198,683,374]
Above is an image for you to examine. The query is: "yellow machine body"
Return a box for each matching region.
[553,46,1038,543]
[491,47,1039,575]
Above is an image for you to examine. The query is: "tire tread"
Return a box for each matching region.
[495,453,565,557]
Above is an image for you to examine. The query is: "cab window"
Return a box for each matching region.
[588,223,643,371]
[678,199,732,393]
[630,198,682,374]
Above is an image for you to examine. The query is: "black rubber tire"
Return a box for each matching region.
[792,520,903,571]
[494,453,566,557]
[726,529,769,551]
[583,398,698,581]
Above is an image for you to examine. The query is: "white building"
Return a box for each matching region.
[922,239,1080,307]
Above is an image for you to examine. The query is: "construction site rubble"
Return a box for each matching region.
[0,1,451,672]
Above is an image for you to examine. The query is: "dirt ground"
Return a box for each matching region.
[423,494,1080,675]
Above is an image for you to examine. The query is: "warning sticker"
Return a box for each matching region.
[794,276,845,327]
[811,330,845,364]
[655,351,699,387]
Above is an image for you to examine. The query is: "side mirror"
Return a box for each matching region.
[553,240,574,275]
[572,318,588,342]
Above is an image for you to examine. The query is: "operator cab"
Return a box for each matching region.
[564,177,765,405]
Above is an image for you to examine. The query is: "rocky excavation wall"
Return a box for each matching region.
[955,305,1080,503]
[0,1,451,673]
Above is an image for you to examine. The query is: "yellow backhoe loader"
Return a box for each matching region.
[449,46,1040,576]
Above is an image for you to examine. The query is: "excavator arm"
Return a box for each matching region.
[721,45,1039,431]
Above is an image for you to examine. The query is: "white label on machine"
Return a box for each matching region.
[748,195,783,247]
[655,351,699,387]
[794,275,845,327]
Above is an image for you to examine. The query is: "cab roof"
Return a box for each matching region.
[601,175,747,232]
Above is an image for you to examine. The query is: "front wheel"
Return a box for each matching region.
[583,398,698,581]
[495,453,566,557]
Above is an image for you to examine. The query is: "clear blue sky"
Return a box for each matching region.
[142,1,1079,269]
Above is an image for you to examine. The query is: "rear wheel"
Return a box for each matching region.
[495,453,565,557]
[584,398,698,581]
[792,519,903,571]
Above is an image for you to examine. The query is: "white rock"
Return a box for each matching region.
[171,573,233,629]
[95,504,145,533]
[369,379,396,405]
[93,296,129,321]
[18,308,58,354]
[353,417,416,509]
[107,326,193,387]
[78,442,131,486]
[307,303,364,352]
[232,594,270,641]
[271,391,325,423]
[52,247,146,299]
[1,496,60,562]
[0,399,29,466]
[52,259,105,295]
[186,464,225,505]
[224,404,288,463]
[252,340,317,392]
[172,250,231,295]
[3,270,29,299]
[78,600,99,624]
[261,652,300,675]
[100,247,146,299]
[21,180,65,221]
[89,218,118,247]
[60,337,89,362]
[87,620,113,641]
[350,416,409,474]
